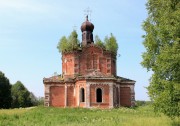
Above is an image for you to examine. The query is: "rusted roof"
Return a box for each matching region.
[43,74,135,84]
[116,76,136,83]
[43,75,64,83]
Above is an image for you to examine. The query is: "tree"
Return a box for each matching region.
[57,31,119,54]
[0,71,11,108]
[57,36,68,53]
[104,33,118,54]
[94,35,105,48]
[141,0,180,118]
[29,92,38,106]
[57,30,80,53]
[36,97,44,106]
[68,30,80,50]
[11,81,32,108]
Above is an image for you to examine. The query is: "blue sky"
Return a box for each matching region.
[0,0,152,100]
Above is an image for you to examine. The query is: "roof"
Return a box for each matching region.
[81,15,94,32]
[116,76,136,83]
[43,75,64,83]
[43,74,135,84]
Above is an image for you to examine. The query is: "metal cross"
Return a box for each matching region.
[84,7,92,21]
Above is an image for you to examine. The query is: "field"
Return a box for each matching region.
[0,106,179,126]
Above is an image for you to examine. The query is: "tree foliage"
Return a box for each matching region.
[11,81,33,108]
[0,71,12,109]
[104,33,118,54]
[57,30,80,53]
[58,31,118,55]
[94,35,105,49]
[142,0,180,118]
[95,34,118,54]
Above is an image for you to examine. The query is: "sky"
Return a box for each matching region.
[0,0,152,100]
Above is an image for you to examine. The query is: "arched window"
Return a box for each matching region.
[80,88,85,102]
[96,88,102,102]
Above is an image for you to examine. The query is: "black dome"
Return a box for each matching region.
[81,16,94,32]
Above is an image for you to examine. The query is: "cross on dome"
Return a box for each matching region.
[84,7,92,21]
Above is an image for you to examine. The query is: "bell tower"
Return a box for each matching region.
[81,16,94,46]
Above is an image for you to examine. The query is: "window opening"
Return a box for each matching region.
[80,88,85,102]
[96,88,102,102]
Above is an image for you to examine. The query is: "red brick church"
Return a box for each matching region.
[43,16,135,108]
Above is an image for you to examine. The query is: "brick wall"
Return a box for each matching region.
[62,46,117,78]
[45,44,135,108]
[116,87,120,106]
[120,87,131,107]
[67,85,74,107]
[75,80,86,107]
[62,53,76,77]
[90,84,109,108]
[50,86,65,107]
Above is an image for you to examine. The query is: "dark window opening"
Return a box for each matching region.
[96,88,102,102]
[80,88,85,102]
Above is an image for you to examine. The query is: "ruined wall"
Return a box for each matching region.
[79,46,117,77]
[90,84,110,108]
[116,86,120,106]
[61,46,117,78]
[45,82,76,107]
[120,86,131,107]
[62,53,77,78]
[75,80,86,107]
[50,86,65,107]
[66,84,75,107]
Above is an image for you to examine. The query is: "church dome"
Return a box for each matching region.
[81,16,94,32]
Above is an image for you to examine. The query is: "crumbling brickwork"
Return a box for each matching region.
[43,16,135,108]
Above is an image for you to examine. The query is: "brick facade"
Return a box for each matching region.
[43,16,135,108]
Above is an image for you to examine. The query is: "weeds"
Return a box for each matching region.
[0,106,179,126]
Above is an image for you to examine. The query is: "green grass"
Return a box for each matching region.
[0,106,179,126]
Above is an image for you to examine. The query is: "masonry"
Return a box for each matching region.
[43,16,135,108]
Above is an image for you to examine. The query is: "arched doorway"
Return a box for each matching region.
[96,88,102,102]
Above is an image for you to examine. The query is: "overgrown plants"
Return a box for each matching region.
[57,30,118,55]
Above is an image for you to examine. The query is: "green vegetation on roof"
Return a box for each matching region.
[57,31,118,55]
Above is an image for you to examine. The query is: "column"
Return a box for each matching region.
[65,84,67,107]
[44,85,50,107]
[130,85,135,106]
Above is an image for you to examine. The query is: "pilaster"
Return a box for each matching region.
[130,85,135,106]
[44,85,50,107]
[86,83,90,108]
[109,84,113,108]
[65,84,67,107]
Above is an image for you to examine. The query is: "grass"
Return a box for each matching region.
[0,105,179,126]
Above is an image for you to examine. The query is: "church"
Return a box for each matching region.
[43,16,135,108]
